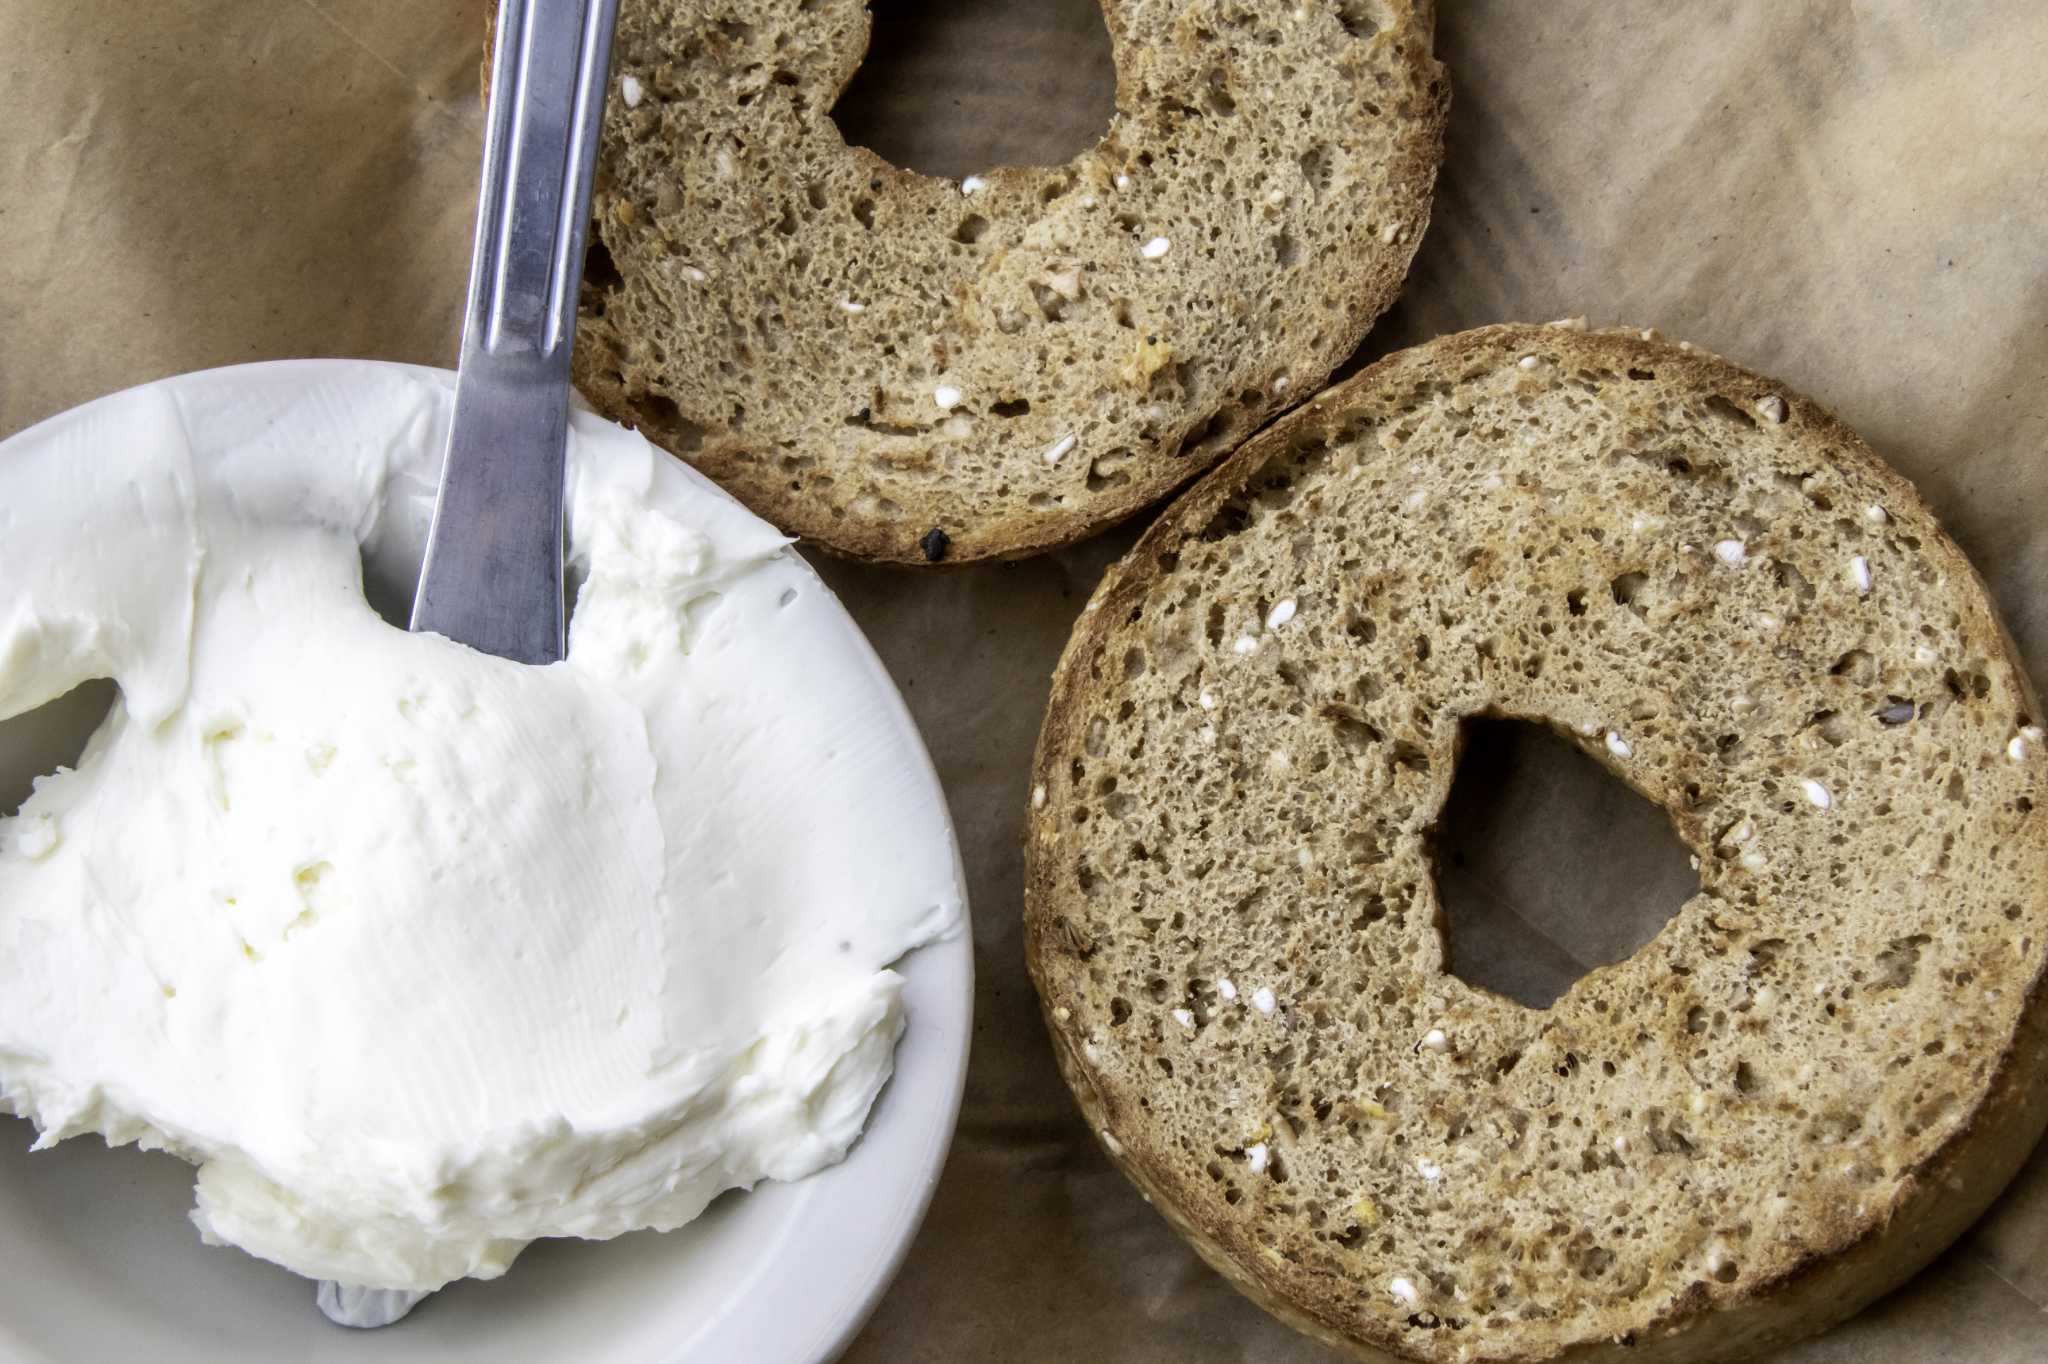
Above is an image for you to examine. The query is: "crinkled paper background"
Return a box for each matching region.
[1,2,2042,1359]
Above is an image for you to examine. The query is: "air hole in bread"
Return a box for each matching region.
[1700,394,1758,431]
[1029,282,1069,323]
[1297,143,1330,195]
[0,678,120,821]
[1433,717,1698,1010]
[1336,0,1391,39]
[1773,559,1815,609]
[1944,667,1991,702]
[827,0,1115,181]
[620,390,705,454]
[1176,408,1237,462]
[582,236,624,296]
[1088,450,1136,492]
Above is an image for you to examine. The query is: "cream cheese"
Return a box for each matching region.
[0,363,963,1293]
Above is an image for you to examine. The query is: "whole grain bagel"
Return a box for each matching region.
[549,0,1445,563]
[1024,323,2048,1361]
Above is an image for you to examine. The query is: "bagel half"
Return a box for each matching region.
[553,0,1445,563]
[1024,323,2048,1361]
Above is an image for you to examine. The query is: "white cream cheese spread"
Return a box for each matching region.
[0,363,963,1294]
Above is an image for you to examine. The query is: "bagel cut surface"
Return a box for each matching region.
[1025,324,2048,1362]
[568,0,1446,563]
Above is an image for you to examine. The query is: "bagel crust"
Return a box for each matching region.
[563,0,1446,563]
[1025,324,2048,1361]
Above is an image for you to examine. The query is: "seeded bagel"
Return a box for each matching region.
[1024,323,2048,1362]
[544,0,1445,563]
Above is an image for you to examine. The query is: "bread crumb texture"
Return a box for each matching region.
[569,0,1446,562]
[1025,324,2048,1362]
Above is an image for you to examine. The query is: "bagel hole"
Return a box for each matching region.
[1432,717,1698,1010]
[0,680,121,823]
[828,0,1116,181]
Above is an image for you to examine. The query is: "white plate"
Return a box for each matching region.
[0,361,972,1364]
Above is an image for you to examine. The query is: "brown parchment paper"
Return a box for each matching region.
[2,2,2044,1360]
